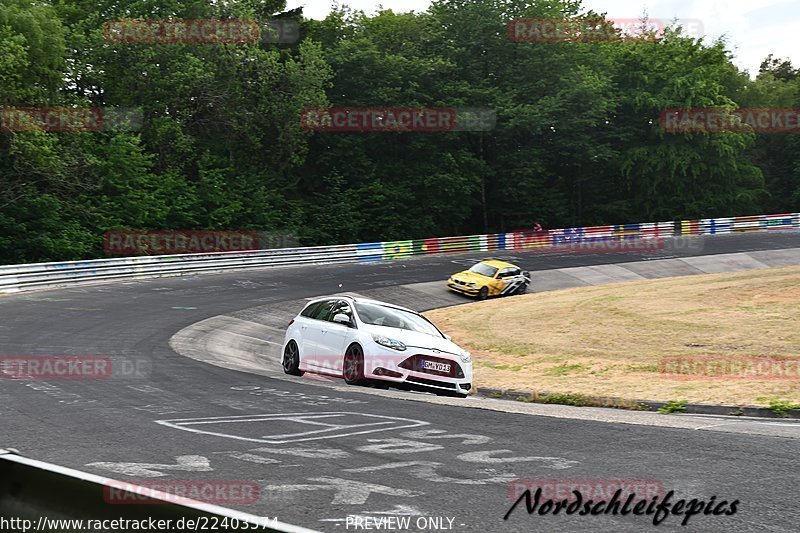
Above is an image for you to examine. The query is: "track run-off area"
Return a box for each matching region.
[2,232,800,532]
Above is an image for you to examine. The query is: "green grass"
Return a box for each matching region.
[768,399,800,417]
[545,363,587,376]
[541,393,590,407]
[658,400,687,414]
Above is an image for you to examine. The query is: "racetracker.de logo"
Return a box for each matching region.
[661,108,800,133]
[0,356,150,380]
[300,108,496,132]
[103,480,259,505]
[510,232,703,256]
[104,230,260,255]
[103,19,259,43]
[553,237,665,255]
[509,18,704,42]
[659,357,800,380]
[0,107,142,132]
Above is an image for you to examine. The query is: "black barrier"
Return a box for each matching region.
[0,449,316,532]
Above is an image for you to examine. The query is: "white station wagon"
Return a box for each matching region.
[281,296,472,397]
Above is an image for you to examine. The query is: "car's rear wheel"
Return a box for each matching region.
[516,282,528,295]
[343,344,367,385]
[477,286,489,300]
[282,341,304,376]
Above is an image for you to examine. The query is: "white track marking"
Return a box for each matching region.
[214,452,280,465]
[356,438,444,454]
[133,404,196,415]
[318,505,424,525]
[155,412,429,444]
[345,461,517,485]
[248,446,351,459]
[693,422,745,431]
[86,455,212,478]
[127,385,164,393]
[456,450,578,469]
[400,429,492,445]
[262,477,423,505]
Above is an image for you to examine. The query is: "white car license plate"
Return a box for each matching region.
[421,360,451,373]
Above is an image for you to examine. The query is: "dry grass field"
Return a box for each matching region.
[425,266,800,407]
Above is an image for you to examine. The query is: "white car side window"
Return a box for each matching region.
[329,300,353,322]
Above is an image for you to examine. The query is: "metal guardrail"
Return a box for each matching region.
[0,244,359,293]
[0,213,798,294]
[0,449,319,532]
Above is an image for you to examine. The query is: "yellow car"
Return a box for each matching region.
[447,260,531,300]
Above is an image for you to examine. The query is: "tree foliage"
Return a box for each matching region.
[0,0,797,263]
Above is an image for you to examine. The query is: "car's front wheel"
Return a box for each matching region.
[343,343,367,385]
[477,286,489,300]
[282,341,304,376]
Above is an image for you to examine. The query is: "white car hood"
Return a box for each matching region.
[363,324,464,355]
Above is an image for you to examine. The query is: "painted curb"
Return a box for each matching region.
[473,388,800,419]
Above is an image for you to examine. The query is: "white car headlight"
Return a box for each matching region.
[373,335,407,351]
[460,351,472,363]
[467,282,478,288]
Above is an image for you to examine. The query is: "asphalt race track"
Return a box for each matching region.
[3,232,800,532]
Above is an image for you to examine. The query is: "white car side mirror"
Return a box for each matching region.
[333,313,352,325]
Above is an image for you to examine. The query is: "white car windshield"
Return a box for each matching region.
[355,302,443,337]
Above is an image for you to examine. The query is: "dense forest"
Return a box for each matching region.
[1,0,799,264]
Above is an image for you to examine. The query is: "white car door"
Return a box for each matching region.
[498,267,524,295]
[300,299,337,371]
[319,299,355,375]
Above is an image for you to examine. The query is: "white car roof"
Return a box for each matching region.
[306,294,417,315]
